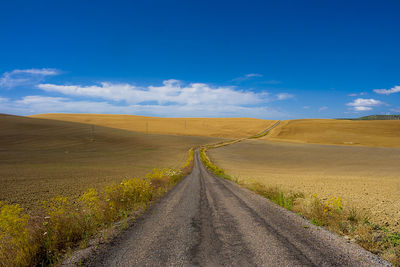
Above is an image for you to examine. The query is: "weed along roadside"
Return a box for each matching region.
[199,135,400,265]
[0,149,195,266]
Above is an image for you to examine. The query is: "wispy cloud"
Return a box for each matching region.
[276,93,294,100]
[232,73,263,82]
[348,92,367,97]
[318,106,328,112]
[346,98,384,111]
[245,73,262,78]
[0,68,60,88]
[16,95,68,105]
[373,85,400,95]
[260,80,281,85]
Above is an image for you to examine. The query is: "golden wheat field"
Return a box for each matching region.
[263,119,400,148]
[31,113,276,138]
[209,139,400,231]
[0,114,221,211]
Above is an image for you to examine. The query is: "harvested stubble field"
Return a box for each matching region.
[209,139,400,232]
[31,113,276,138]
[0,114,222,211]
[264,119,400,147]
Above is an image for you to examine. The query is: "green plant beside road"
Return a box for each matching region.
[0,148,194,266]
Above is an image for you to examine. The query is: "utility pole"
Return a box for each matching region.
[90,125,95,142]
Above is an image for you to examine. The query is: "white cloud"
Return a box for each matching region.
[38,82,138,102]
[318,106,328,112]
[0,68,60,88]
[346,98,384,111]
[12,96,126,114]
[16,69,59,75]
[0,75,293,118]
[276,93,293,100]
[232,73,263,82]
[348,92,367,97]
[37,79,270,106]
[373,85,400,95]
[302,106,310,109]
[245,73,262,78]
[16,95,68,105]
[390,107,400,113]
[353,106,372,111]
[0,95,285,119]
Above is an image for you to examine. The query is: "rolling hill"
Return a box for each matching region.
[263,119,400,147]
[31,113,277,139]
[0,114,220,210]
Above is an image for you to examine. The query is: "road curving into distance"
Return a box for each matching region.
[250,120,281,138]
[84,150,388,266]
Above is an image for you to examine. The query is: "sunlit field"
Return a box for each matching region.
[263,119,400,147]
[209,139,400,232]
[31,113,277,138]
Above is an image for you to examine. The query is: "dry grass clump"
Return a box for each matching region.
[246,183,304,210]
[0,149,194,266]
[200,148,400,266]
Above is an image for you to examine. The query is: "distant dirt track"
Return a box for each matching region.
[83,151,388,266]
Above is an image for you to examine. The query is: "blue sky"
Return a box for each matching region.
[0,0,399,119]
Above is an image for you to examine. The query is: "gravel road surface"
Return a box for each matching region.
[85,151,389,266]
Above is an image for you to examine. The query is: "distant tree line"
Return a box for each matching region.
[357,115,400,120]
[337,115,400,120]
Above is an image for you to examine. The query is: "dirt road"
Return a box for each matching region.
[84,151,388,266]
